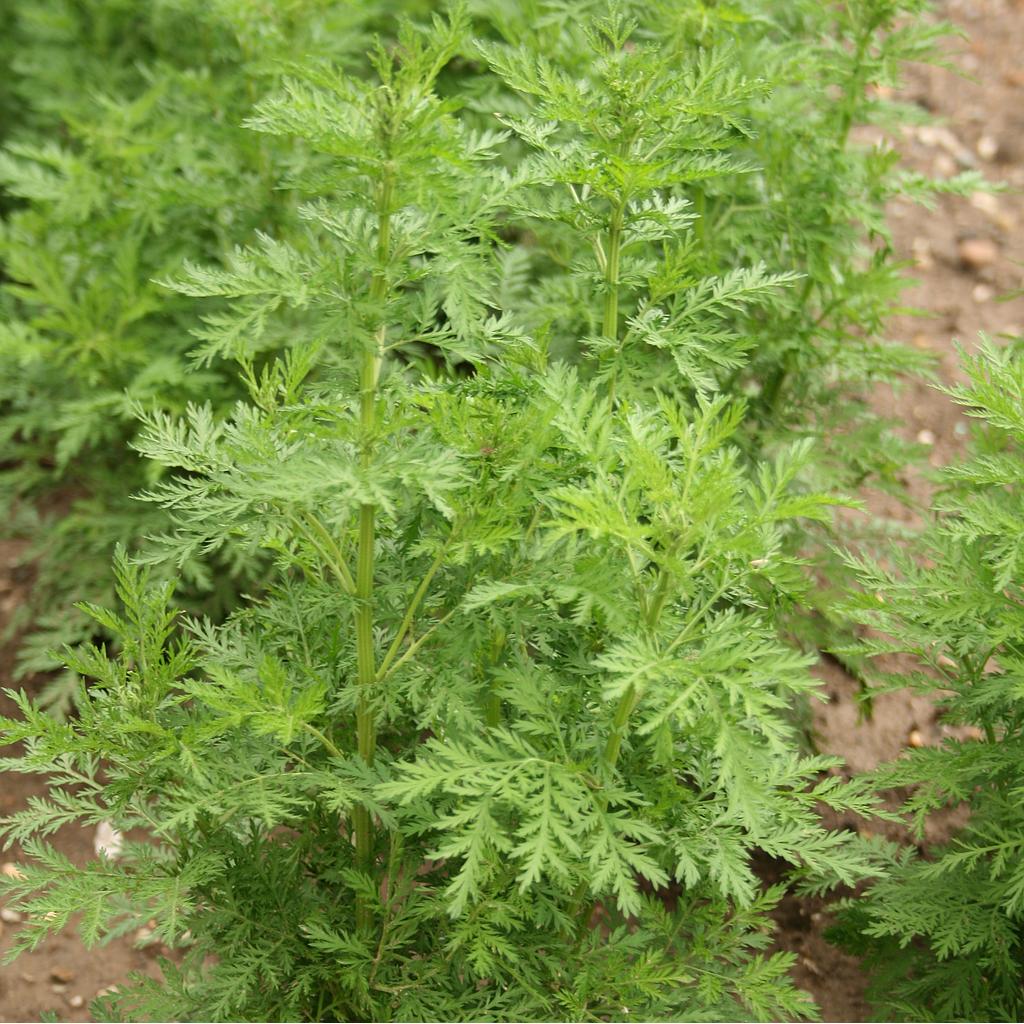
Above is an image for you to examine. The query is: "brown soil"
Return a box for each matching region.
[2,1,1023,1020]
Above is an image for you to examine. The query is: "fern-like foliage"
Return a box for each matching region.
[0,8,892,1020]
[457,0,982,660]
[0,0,423,707]
[830,340,1024,1022]
[1,0,979,709]
[467,0,974,493]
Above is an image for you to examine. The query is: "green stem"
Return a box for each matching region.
[578,634,642,932]
[765,277,815,413]
[375,607,458,684]
[837,24,871,147]
[603,534,684,776]
[591,177,674,907]
[353,169,393,930]
[299,513,356,595]
[598,196,622,385]
[355,502,378,768]
[377,527,456,680]
[484,629,506,728]
[304,723,343,760]
[602,199,626,401]
[602,683,640,775]
[645,575,672,629]
[694,188,708,254]
[603,202,625,341]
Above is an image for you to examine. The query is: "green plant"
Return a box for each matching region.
[1,0,983,704]
[0,7,895,1020]
[478,0,980,483]
[830,340,1024,1021]
[0,0,419,707]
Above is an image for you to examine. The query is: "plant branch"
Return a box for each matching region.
[377,523,459,680]
[375,607,458,684]
[352,159,394,931]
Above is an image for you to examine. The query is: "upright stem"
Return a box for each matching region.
[837,25,871,147]
[598,190,643,770]
[602,683,639,775]
[600,196,636,768]
[352,168,392,930]
[603,201,625,340]
[484,629,506,729]
[602,199,626,402]
[694,188,708,254]
[377,530,456,681]
[645,540,682,631]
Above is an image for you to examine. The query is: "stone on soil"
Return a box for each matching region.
[958,236,1000,269]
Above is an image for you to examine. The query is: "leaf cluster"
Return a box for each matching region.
[0,1,982,1021]
[832,341,1024,1021]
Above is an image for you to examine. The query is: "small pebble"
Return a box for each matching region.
[917,429,936,445]
[958,236,1000,270]
[908,729,926,748]
[970,191,1000,215]
[969,192,1015,231]
[911,237,934,268]
[915,125,942,147]
[912,333,932,350]
[800,955,822,976]
[51,967,75,984]
[933,153,957,178]
[68,995,85,1009]
[918,124,976,167]
[973,283,995,303]
[51,983,68,995]
[1,907,23,924]
[94,821,124,861]
[976,135,999,161]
